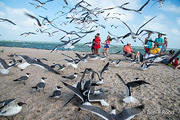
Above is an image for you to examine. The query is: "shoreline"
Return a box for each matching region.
[0,46,180,120]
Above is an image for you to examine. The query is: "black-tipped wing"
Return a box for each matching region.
[138,0,150,11]
[0,18,16,25]
[116,73,126,85]
[120,21,132,34]
[127,80,150,88]
[72,39,80,45]
[80,105,113,120]
[51,43,66,53]
[0,58,9,69]
[25,12,41,26]
[75,53,82,59]
[13,76,28,81]
[62,82,84,102]
[0,99,16,110]
[115,105,144,120]
[136,16,156,35]
[100,62,109,78]
[63,0,68,5]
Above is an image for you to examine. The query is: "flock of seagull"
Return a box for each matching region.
[0,48,172,120]
[0,0,166,49]
[0,0,169,120]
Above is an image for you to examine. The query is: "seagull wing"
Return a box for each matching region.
[80,105,112,120]
[0,99,16,110]
[115,105,144,120]
[120,21,132,35]
[63,0,68,5]
[13,76,28,81]
[0,58,9,69]
[116,73,126,85]
[25,13,41,26]
[138,0,150,11]
[100,62,109,78]
[62,82,84,102]
[51,43,66,53]
[136,16,156,35]
[0,18,16,25]
[72,39,80,45]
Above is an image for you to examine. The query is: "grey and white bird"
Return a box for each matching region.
[0,18,16,25]
[62,73,78,80]
[109,59,121,67]
[49,86,62,99]
[62,53,81,69]
[20,32,36,37]
[120,0,150,13]
[0,99,26,119]
[88,54,99,60]
[116,73,150,103]
[16,55,60,74]
[13,73,30,85]
[94,62,110,85]
[120,16,156,42]
[32,77,47,92]
[0,58,16,75]
[50,63,66,71]
[79,104,144,120]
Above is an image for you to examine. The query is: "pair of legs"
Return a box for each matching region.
[94,48,99,55]
[103,48,109,57]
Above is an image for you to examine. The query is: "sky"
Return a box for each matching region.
[0,0,180,49]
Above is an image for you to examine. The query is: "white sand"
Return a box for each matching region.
[0,46,179,120]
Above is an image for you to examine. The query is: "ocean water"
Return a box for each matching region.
[0,41,179,55]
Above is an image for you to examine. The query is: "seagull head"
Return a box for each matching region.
[26,73,31,77]
[17,102,27,106]
[56,86,62,90]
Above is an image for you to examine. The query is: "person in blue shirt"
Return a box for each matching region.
[144,33,154,56]
[154,33,164,49]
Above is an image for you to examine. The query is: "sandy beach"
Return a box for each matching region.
[0,46,179,120]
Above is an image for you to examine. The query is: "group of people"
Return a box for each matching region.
[144,33,167,57]
[90,33,179,69]
[91,33,112,57]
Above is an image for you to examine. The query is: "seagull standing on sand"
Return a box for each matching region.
[79,104,144,120]
[49,86,62,99]
[13,73,30,85]
[32,77,47,92]
[62,73,78,80]
[0,99,26,119]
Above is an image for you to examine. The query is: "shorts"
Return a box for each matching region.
[104,44,109,48]
[145,48,150,52]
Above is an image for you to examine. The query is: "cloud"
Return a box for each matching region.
[171,29,180,35]
[0,3,37,32]
[177,17,180,26]
[161,3,180,14]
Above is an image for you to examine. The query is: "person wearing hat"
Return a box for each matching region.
[154,33,164,51]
